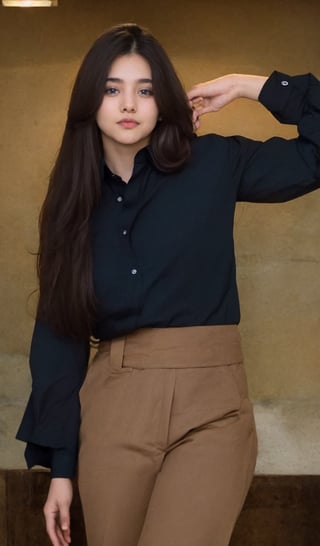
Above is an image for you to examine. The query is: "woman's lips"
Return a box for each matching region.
[117,119,139,129]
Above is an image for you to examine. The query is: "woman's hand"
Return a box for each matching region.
[187,74,268,130]
[43,478,73,546]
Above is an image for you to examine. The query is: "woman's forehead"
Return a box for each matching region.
[107,54,152,80]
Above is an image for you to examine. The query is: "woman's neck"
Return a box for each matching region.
[103,142,146,183]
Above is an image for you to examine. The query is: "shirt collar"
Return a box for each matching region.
[101,145,153,184]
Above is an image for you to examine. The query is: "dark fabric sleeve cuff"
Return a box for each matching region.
[258,70,310,125]
[23,443,77,478]
[51,448,78,478]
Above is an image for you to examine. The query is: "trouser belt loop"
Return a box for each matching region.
[110,336,126,371]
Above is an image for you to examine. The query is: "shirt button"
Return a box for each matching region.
[122,229,128,236]
[131,268,137,275]
[116,195,123,202]
[281,80,289,86]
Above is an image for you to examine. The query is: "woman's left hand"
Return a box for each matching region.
[187,74,268,130]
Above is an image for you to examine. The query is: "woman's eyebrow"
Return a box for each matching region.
[106,77,153,84]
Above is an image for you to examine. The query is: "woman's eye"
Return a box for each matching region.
[139,88,154,96]
[105,87,118,95]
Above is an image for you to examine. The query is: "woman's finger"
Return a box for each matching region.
[59,504,71,544]
[187,84,208,101]
[56,523,70,546]
[45,510,62,546]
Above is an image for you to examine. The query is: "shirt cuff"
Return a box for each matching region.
[51,448,78,478]
[258,70,309,125]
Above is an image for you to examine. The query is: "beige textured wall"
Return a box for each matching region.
[0,0,319,471]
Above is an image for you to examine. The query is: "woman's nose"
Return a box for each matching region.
[120,104,136,113]
[120,94,137,113]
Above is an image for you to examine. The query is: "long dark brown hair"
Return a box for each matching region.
[37,23,194,341]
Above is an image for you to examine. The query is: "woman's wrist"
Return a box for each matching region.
[234,74,268,101]
[51,477,73,483]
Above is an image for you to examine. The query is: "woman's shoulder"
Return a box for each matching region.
[190,133,231,160]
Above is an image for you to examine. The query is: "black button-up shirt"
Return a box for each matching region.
[16,71,320,477]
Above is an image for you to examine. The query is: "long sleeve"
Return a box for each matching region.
[16,319,90,478]
[233,71,320,202]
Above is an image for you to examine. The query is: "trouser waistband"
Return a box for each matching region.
[97,325,243,370]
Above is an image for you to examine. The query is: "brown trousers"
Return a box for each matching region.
[78,325,257,546]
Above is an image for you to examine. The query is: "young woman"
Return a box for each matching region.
[16,23,320,546]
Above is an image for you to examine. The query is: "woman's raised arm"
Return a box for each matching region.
[187,74,268,129]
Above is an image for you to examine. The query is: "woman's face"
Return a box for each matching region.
[96,53,159,154]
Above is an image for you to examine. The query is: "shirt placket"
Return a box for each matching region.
[111,173,144,321]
